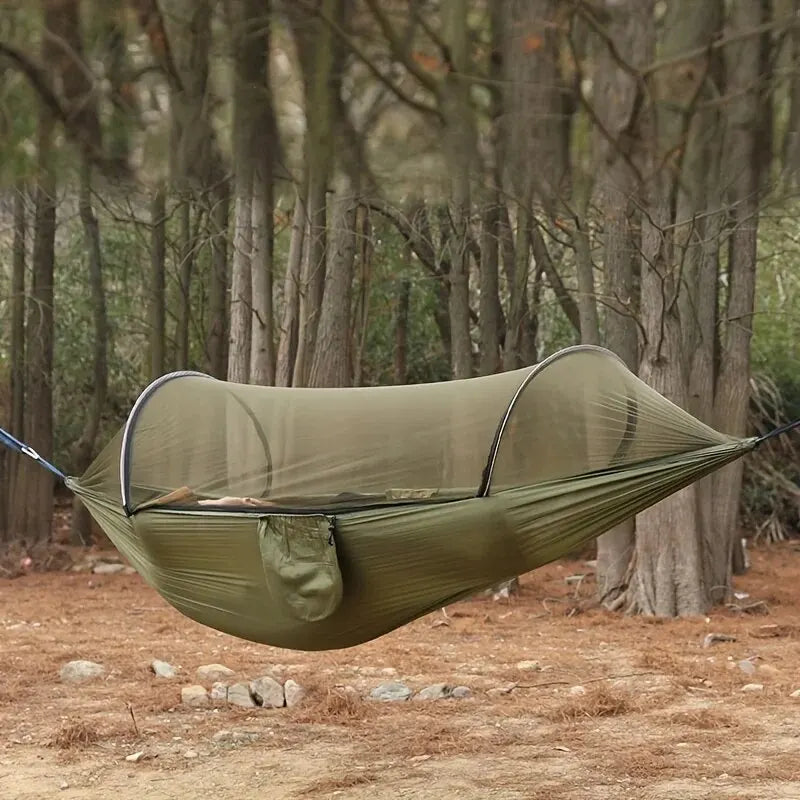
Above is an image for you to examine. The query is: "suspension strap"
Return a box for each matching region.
[0,426,66,482]
[753,418,800,447]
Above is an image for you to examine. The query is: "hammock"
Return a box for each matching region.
[3,345,796,651]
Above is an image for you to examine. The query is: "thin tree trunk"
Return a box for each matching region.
[478,198,503,375]
[502,205,532,371]
[442,0,475,380]
[228,186,253,383]
[352,205,373,386]
[712,0,765,591]
[176,197,194,370]
[71,160,108,546]
[276,191,306,386]
[308,174,358,387]
[149,184,167,380]
[10,110,57,546]
[250,160,276,385]
[394,277,411,384]
[207,186,229,378]
[783,0,800,188]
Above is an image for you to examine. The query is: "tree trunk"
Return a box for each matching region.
[288,0,345,386]
[478,198,503,375]
[442,0,475,380]
[394,277,411,384]
[247,1,278,386]
[3,184,26,540]
[228,185,253,383]
[352,206,373,386]
[176,197,195,370]
[276,191,306,386]
[308,175,358,387]
[712,0,765,590]
[783,0,800,188]
[207,187,229,378]
[149,184,167,380]
[10,109,56,546]
[625,0,710,616]
[71,160,108,546]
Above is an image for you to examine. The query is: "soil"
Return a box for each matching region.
[2,542,800,800]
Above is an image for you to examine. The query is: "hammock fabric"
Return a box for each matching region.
[42,345,770,651]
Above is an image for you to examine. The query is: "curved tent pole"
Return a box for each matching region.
[477,344,629,498]
[119,370,213,515]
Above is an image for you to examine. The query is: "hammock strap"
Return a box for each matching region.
[754,418,800,447]
[0,426,66,482]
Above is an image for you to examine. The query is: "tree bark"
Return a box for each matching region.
[206,188,229,378]
[712,0,765,591]
[228,185,253,383]
[175,197,195,370]
[276,191,306,386]
[10,107,56,545]
[308,174,358,387]
[394,277,411,384]
[71,160,108,546]
[478,198,503,375]
[442,0,475,379]
[149,184,167,380]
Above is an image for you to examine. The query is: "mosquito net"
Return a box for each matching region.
[119,346,734,514]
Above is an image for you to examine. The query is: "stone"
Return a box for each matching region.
[181,685,209,707]
[737,659,756,676]
[125,751,144,763]
[741,683,764,693]
[250,676,285,708]
[196,664,235,682]
[369,682,412,702]
[212,730,260,745]
[151,660,178,679]
[92,562,126,575]
[702,633,736,648]
[284,679,306,708]
[227,682,256,708]
[414,683,451,701]
[789,689,800,698]
[210,682,228,701]
[60,660,105,683]
[183,750,198,759]
[569,685,587,696]
[450,686,471,699]
[515,661,541,672]
[59,781,70,790]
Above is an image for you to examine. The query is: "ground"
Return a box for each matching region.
[1,541,800,800]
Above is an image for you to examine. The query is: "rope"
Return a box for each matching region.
[0,426,66,482]
[754,418,800,447]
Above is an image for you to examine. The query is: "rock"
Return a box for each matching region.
[414,683,451,701]
[59,781,70,790]
[60,660,105,683]
[789,688,800,698]
[125,751,144,763]
[737,659,756,676]
[569,685,587,696]
[227,682,256,708]
[92,562,126,575]
[284,679,306,708]
[450,686,471,699]
[250,676,285,708]
[210,682,228,702]
[212,730,260,745]
[151,659,178,679]
[181,685,209,707]
[183,750,198,759]
[196,664,235,683]
[369,682,412,702]
[758,664,780,678]
[515,661,541,672]
[741,683,764,693]
[703,633,736,648]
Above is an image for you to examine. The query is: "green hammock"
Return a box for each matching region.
[13,345,792,650]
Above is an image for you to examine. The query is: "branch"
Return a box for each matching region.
[530,222,581,334]
[363,0,441,96]
[0,41,127,178]
[367,197,441,275]
[295,0,440,120]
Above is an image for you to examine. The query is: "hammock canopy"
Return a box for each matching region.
[67,345,755,650]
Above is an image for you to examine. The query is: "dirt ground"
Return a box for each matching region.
[2,541,800,800]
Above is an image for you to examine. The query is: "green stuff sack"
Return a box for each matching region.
[258,515,343,622]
